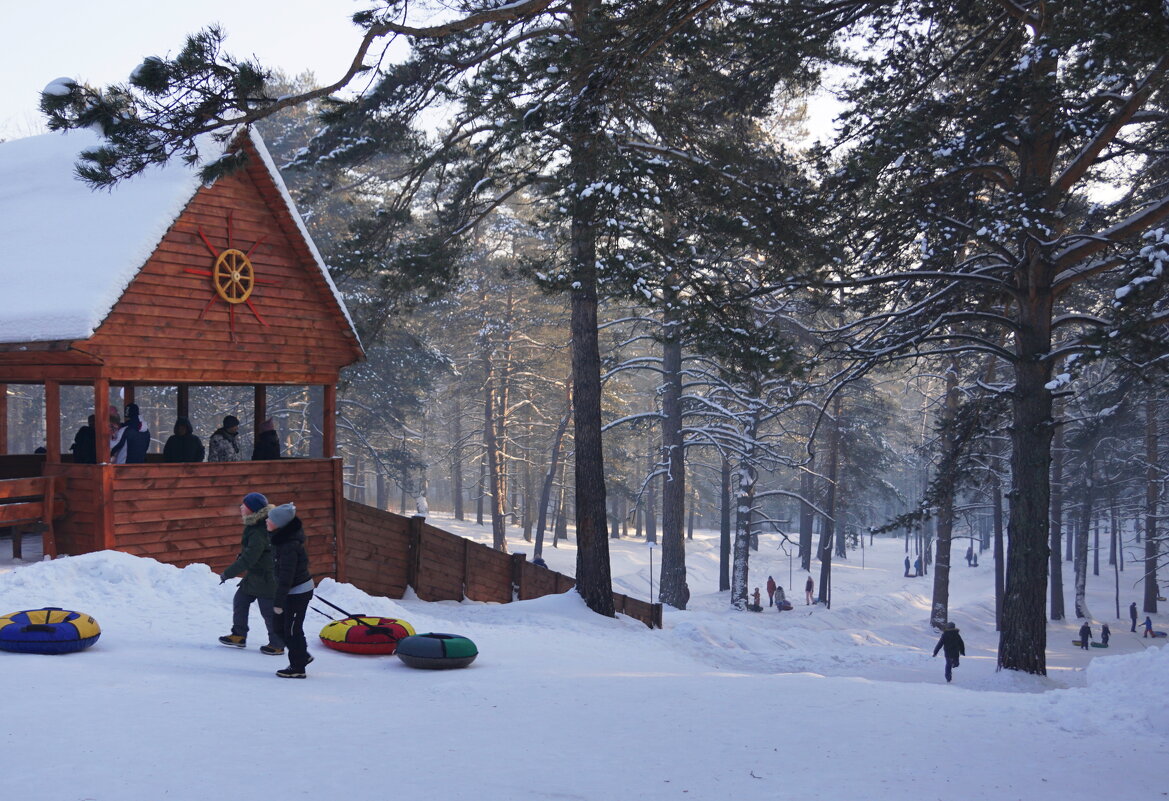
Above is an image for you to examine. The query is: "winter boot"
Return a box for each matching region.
[260,645,285,656]
[276,667,306,679]
[218,634,246,648]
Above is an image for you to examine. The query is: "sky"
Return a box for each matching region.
[0,1,367,140]
[0,514,1165,800]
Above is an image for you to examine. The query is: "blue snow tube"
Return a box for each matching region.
[395,633,478,669]
[0,607,101,654]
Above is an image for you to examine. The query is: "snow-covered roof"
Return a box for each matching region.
[0,128,358,347]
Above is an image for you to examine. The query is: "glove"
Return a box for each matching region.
[273,607,283,615]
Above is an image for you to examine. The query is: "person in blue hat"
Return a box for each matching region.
[218,492,284,655]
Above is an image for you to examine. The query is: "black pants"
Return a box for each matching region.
[274,590,313,671]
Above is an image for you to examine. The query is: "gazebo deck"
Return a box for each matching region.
[0,456,343,578]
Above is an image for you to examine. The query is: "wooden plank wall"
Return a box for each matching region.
[43,464,100,555]
[105,460,340,576]
[342,501,411,598]
[340,500,662,628]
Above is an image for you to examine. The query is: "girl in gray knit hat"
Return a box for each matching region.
[267,503,315,678]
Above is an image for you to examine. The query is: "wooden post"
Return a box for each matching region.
[177,385,189,420]
[99,463,115,550]
[94,379,110,464]
[322,383,337,459]
[406,514,423,595]
[122,384,135,411]
[44,380,61,464]
[510,552,527,601]
[41,475,58,559]
[0,383,7,455]
[254,385,267,428]
[332,458,347,583]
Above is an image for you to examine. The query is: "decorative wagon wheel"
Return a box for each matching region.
[212,248,255,304]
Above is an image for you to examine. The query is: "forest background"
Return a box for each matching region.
[12,0,1169,676]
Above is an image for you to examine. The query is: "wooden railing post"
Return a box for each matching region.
[510,552,527,601]
[94,379,110,464]
[406,514,423,593]
[44,380,61,464]
[0,383,8,454]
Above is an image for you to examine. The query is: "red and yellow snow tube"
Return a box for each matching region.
[0,607,101,654]
[318,616,415,655]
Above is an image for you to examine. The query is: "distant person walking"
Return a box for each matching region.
[1078,622,1091,650]
[965,545,974,567]
[1130,602,1138,633]
[766,575,777,607]
[805,575,815,605]
[904,555,912,577]
[1144,616,1154,638]
[1101,623,1110,647]
[932,622,966,682]
[914,556,923,577]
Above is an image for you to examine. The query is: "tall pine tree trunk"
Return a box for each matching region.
[482,332,507,552]
[799,452,815,572]
[534,386,570,560]
[1145,398,1160,614]
[451,395,464,520]
[566,23,613,614]
[1049,417,1065,619]
[659,324,689,608]
[998,285,1055,674]
[817,397,841,608]
[930,363,958,630]
[1073,451,1095,619]
[719,455,731,592]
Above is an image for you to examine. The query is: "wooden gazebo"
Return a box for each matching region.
[0,128,364,577]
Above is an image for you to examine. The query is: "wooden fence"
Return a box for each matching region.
[342,501,662,629]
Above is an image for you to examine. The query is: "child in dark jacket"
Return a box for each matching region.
[932,622,966,682]
[268,503,315,678]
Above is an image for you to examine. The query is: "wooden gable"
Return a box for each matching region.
[77,138,362,385]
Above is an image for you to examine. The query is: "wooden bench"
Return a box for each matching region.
[0,477,62,560]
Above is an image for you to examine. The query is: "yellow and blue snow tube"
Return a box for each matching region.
[0,607,101,654]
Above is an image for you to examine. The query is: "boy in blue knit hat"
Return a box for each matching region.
[218,492,285,655]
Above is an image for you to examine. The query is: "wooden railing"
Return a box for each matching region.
[0,476,61,559]
[342,500,663,629]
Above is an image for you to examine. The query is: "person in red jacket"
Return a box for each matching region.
[766,576,777,607]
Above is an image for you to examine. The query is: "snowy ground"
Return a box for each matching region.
[0,518,1164,801]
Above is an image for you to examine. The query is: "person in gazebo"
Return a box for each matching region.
[208,415,244,462]
[252,418,281,460]
[111,403,151,463]
[163,417,205,462]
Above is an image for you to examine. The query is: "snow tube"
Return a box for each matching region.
[319,617,415,655]
[1091,642,1108,648]
[0,607,100,654]
[396,633,478,670]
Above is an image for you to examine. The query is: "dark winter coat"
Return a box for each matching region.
[933,628,966,660]
[270,516,312,607]
[112,417,151,463]
[208,427,243,462]
[251,429,281,461]
[162,418,205,463]
[1079,623,1092,642]
[70,424,96,464]
[221,505,277,599]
